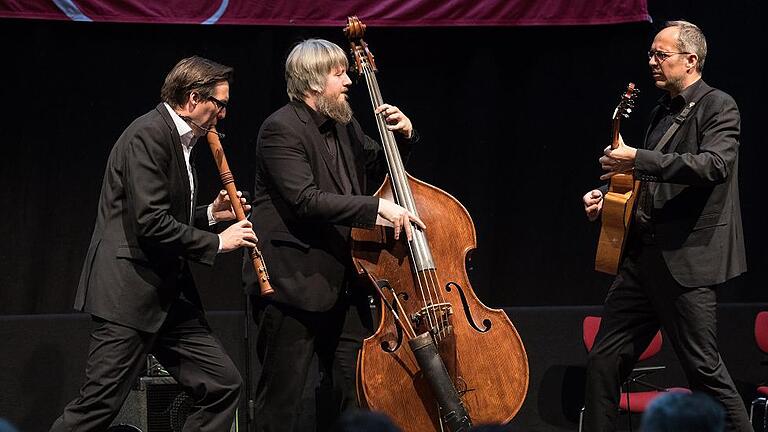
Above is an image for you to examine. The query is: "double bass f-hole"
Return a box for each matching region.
[445,282,491,333]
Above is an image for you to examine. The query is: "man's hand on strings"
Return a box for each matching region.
[599,134,637,180]
[377,198,426,241]
[376,104,413,139]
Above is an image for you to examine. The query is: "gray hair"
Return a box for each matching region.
[664,20,707,73]
[285,39,349,102]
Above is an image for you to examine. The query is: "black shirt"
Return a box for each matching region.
[305,103,354,195]
[634,79,704,234]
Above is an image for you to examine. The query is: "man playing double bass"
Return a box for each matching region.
[581,21,750,431]
[243,38,424,430]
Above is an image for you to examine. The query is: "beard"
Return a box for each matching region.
[317,92,353,124]
[655,71,685,94]
[665,75,685,94]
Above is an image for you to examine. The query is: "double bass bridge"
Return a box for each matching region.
[411,302,453,335]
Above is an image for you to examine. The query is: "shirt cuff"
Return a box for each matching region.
[208,205,223,253]
[402,128,420,144]
[207,204,217,226]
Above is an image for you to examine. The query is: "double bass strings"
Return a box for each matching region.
[361,60,449,341]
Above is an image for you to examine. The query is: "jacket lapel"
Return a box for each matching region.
[291,102,347,193]
[190,144,199,223]
[155,103,192,224]
[664,80,712,155]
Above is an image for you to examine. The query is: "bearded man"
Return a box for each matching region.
[243,39,423,431]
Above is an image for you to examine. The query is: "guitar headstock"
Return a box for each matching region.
[613,82,639,120]
[344,16,377,76]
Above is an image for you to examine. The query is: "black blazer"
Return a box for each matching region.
[74,103,219,332]
[243,101,394,311]
[634,80,746,287]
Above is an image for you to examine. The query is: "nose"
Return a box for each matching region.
[343,72,352,86]
[218,107,226,119]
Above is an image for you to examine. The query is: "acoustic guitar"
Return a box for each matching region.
[595,83,639,275]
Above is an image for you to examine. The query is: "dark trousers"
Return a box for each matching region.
[50,299,242,432]
[250,293,374,432]
[583,240,752,432]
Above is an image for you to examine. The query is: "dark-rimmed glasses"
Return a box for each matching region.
[647,50,691,62]
[208,96,228,112]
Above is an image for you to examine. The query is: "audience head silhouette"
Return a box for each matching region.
[330,409,401,432]
[0,419,19,432]
[641,391,725,432]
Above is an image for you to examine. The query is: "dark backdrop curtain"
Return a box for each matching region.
[1,0,765,314]
[0,0,648,26]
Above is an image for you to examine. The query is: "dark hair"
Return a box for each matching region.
[160,56,233,108]
[640,392,725,432]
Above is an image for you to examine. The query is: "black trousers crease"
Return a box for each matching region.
[250,291,374,432]
[50,298,242,432]
[583,239,752,432]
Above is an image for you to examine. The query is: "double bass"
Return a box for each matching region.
[345,17,529,431]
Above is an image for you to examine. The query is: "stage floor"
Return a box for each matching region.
[2,303,766,431]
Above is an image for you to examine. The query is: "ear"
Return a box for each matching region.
[686,54,698,72]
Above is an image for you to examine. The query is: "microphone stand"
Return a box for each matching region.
[192,117,259,431]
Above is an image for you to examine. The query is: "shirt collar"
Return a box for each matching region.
[163,102,196,148]
[659,78,704,112]
[303,101,334,131]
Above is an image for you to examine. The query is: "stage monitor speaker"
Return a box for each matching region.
[108,376,237,432]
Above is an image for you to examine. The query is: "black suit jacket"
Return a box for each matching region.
[74,103,219,332]
[633,80,746,287]
[243,101,396,311]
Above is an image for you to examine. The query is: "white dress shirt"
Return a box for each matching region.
[163,103,221,252]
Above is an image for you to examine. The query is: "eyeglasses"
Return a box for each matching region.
[208,96,228,112]
[647,49,691,62]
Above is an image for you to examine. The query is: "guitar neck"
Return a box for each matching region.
[610,116,621,150]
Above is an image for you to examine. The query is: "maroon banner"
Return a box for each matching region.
[0,0,649,26]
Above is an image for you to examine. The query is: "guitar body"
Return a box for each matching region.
[594,83,639,275]
[595,173,640,274]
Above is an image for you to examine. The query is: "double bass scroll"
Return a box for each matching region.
[206,128,274,297]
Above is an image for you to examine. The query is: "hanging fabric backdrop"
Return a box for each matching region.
[1,0,649,26]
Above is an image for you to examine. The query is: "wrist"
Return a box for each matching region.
[207,204,217,225]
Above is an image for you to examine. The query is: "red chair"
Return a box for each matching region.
[578,316,690,432]
[749,311,768,430]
